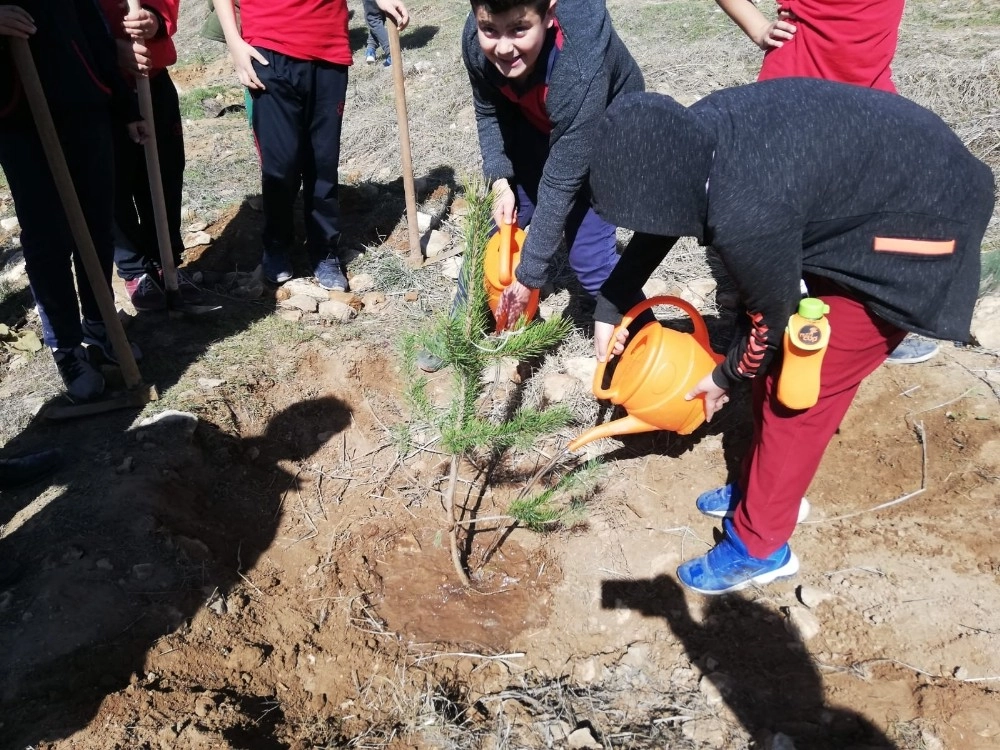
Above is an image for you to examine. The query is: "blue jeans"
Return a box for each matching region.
[0,107,115,349]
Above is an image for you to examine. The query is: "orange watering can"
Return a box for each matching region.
[484,220,540,331]
[568,296,725,451]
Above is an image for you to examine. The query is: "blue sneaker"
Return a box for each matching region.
[383,54,392,68]
[314,257,348,292]
[696,484,810,523]
[677,519,800,595]
[365,46,376,64]
[262,248,293,285]
[886,334,939,364]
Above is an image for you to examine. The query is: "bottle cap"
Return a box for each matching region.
[798,297,830,320]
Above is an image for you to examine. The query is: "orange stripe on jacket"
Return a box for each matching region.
[873,237,955,256]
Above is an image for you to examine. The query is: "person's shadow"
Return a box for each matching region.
[0,396,351,748]
[601,576,896,749]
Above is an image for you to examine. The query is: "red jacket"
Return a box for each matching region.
[98,0,179,72]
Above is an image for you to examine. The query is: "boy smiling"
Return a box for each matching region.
[461,0,644,329]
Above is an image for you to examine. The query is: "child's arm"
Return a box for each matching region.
[715,0,796,50]
[0,4,36,38]
[212,0,267,90]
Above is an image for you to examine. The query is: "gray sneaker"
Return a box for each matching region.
[53,346,105,402]
[886,334,939,364]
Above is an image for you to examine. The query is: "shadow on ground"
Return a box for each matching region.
[601,575,896,749]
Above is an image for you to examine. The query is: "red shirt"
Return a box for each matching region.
[241,0,352,66]
[758,0,905,93]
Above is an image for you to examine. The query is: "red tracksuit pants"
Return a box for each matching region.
[732,277,907,559]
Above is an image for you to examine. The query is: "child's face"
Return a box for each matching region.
[474,1,556,81]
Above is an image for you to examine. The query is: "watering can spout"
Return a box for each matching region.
[567,414,658,452]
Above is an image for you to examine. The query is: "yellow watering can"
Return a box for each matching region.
[483,220,539,331]
[568,296,725,451]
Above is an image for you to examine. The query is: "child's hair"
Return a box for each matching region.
[470,0,551,17]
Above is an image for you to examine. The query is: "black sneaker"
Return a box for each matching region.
[81,318,143,364]
[52,346,105,402]
[262,248,293,285]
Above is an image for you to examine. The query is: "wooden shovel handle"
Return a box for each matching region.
[387,17,421,265]
[126,0,178,295]
[9,38,143,389]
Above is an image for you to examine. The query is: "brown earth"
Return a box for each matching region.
[1,1,999,749]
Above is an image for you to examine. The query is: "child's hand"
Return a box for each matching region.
[117,38,152,75]
[127,120,151,145]
[123,7,160,40]
[594,322,628,362]
[228,39,268,90]
[0,5,36,38]
[755,13,796,50]
[376,0,409,30]
[684,372,730,423]
[491,179,516,229]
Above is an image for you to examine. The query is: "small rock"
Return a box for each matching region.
[246,446,260,461]
[920,729,945,750]
[318,300,357,322]
[235,281,264,299]
[197,378,225,390]
[186,220,208,233]
[327,290,364,309]
[280,294,319,313]
[797,585,834,609]
[274,287,292,302]
[139,410,199,438]
[132,563,154,580]
[769,732,797,750]
[277,309,302,323]
[567,726,601,749]
[416,211,434,232]
[96,558,114,571]
[361,292,387,311]
[1,216,19,232]
[542,373,578,403]
[784,606,822,641]
[207,593,227,616]
[642,277,676,299]
[194,695,215,718]
[403,290,420,302]
[316,432,333,442]
[619,643,649,668]
[450,196,470,218]
[440,256,463,280]
[699,672,735,705]
[190,271,203,284]
[971,295,1000,349]
[563,356,597,387]
[182,230,212,249]
[680,277,717,306]
[349,273,376,293]
[116,456,135,475]
[953,665,969,679]
[682,718,727,746]
[422,229,451,257]
[283,278,329,301]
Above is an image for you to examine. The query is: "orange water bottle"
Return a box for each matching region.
[777,297,831,410]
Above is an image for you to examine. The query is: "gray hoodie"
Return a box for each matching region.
[462,0,643,289]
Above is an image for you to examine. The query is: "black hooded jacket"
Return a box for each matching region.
[590,80,996,389]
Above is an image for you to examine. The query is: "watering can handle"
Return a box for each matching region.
[592,295,719,400]
[498,221,515,286]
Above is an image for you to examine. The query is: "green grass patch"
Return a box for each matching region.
[610,0,738,42]
[178,84,239,119]
[981,246,1000,294]
[905,0,1000,30]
